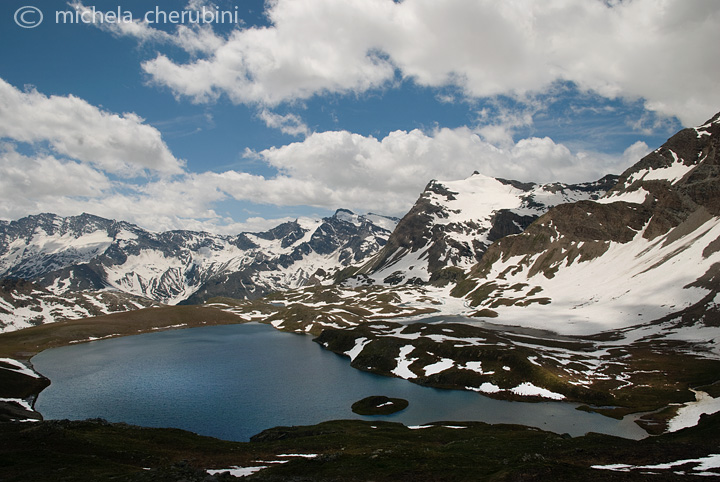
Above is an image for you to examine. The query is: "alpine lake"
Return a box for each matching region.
[32,322,648,442]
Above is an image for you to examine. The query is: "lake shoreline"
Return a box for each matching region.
[0,305,247,423]
[31,322,648,441]
[1,309,719,479]
[0,305,712,440]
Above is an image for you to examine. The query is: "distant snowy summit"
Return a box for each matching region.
[0,209,397,331]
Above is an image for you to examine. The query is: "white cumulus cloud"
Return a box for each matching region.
[0,144,110,214]
[258,110,311,137]
[132,0,719,126]
[0,78,184,177]
[230,127,646,216]
[0,74,655,233]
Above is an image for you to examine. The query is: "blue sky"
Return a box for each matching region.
[0,0,718,233]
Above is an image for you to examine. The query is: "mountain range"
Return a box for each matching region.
[0,173,616,332]
[0,210,396,331]
[0,111,718,355]
[2,111,720,436]
[453,112,720,337]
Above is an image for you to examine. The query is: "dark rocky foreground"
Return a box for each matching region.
[1,414,720,481]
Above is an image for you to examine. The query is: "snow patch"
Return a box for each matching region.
[668,390,720,432]
[0,397,33,411]
[460,361,493,374]
[344,337,371,362]
[207,466,267,477]
[595,187,651,205]
[423,358,455,376]
[626,155,696,185]
[592,453,720,476]
[391,345,418,379]
[467,382,502,394]
[510,382,565,400]
[0,358,42,378]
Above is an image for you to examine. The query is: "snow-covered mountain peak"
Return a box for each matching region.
[334,208,362,226]
[354,173,617,286]
[363,213,399,232]
[425,175,528,225]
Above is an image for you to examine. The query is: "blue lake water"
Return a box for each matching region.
[32,323,647,441]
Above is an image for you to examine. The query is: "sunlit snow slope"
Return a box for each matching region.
[458,112,720,335]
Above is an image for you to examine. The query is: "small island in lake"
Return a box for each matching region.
[352,396,409,415]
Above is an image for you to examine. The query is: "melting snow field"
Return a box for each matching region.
[206,465,272,477]
[510,382,565,401]
[344,337,371,361]
[392,345,419,379]
[481,214,720,335]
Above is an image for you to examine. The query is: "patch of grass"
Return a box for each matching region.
[465,282,498,307]
[526,286,544,296]
[0,367,49,399]
[696,382,720,398]
[635,406,681,435]
[0,306,244,361]
[448,278,478,298]
[517,297,552,306]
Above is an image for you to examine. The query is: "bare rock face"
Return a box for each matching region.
[488,112,720,277]
[474,200,654,281]
[608,112,720,238]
